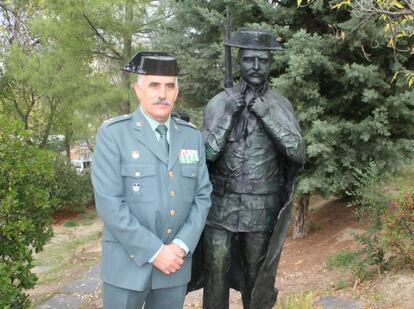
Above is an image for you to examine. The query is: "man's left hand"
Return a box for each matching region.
[247,97,269,117]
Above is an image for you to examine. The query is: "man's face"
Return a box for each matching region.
[238,49,271,86]
[134,75,179,123]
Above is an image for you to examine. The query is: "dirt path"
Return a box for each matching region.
[277,197,362,295]
[276,196,414,309]
[30,199,414,308]
[29,217,103,307]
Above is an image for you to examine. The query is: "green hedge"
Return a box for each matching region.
[50,156,93,211]
[0,116,55,308]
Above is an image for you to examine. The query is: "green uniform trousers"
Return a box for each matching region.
[103,282,187,309]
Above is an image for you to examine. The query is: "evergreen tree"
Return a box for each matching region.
[154,0,280,106]
[158,0,414,238]
[0,0,162,150]
[268,1,414,238]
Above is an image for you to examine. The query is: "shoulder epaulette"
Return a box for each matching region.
[174,117,197,129]
[102,114,131,126]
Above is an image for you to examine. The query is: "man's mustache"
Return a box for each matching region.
[151,99,173,106]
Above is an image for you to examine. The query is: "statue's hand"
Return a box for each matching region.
[248,97,269,117]
[225,92,246,115]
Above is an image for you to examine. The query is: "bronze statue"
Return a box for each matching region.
[201,28,305,309]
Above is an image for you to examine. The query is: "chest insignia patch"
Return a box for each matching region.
[131,150,140,159]
[132,183,140,192]
[179,149,199,164]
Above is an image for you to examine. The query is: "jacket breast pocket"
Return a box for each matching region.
[180,164,198,203]
[121,163,155,202]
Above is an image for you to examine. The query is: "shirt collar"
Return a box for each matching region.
[140,105,171,132]
[237,78,268,96]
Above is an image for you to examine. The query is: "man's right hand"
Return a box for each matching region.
[152,244,184,275]
[225,92,245,115]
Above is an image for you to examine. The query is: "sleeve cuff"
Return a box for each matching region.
[148,244,164,263]
[172,238,189,255]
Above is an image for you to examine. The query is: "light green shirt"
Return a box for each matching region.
[140,106,171,143]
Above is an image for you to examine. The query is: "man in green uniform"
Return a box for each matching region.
[202,28,305,309]
[92,52,212,308]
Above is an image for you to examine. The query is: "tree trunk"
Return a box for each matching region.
[39,99,57,148]
[120,1,133,115]
[64,123,73,161]
[293,193,310,239]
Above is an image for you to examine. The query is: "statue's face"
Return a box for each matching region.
[238,49,271,86]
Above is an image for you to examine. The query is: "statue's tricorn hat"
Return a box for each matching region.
[225,27,284,51]
[122,51,179,76]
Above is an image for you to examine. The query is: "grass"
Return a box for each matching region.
[326,250,359,270]
[275,292,314,309]
[334,278,347,290]
[309,222,322,233]
[382,162,414,199]
[77,208,98,225]
[63,220,78,228]
[30,211,102,307]
[33,231,101,285]
[30,230,101,307]
[61,207,97,226]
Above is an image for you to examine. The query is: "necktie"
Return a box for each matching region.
[156,124,169,156]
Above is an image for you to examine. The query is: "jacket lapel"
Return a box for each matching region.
[168,118,185,171]
[129,109,168,165]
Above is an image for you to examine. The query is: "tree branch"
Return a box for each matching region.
[354,0,413,18]
[82,12,123,59]
[139,12,174,28]
[40,98,57,148]
[12,97,25,123]
[361,44,372,62]
[0,3,16,16]
[400,0,414,15]
[91,50,122,60]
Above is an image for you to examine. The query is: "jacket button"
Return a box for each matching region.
[170,209,176,216]
[135,171,140,177]
[168,171,174,177]
[170,190,176,197]
[130,254,134,259]
[166,228,172,235]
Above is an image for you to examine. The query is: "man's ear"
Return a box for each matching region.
[173,88,179,103]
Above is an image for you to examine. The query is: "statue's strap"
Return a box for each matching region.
[210,176,281,196]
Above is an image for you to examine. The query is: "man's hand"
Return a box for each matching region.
[248,97,269,117]
[225,92,246,115]
[152,243,184,275]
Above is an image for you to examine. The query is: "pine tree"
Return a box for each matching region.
[268,1,414,238]
[158,0,414,238]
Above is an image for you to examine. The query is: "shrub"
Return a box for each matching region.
[329,162,414,284]
[381,192,414,265]
[326,250,359,269]
[49,156,93,211]
[346,162,389,276]
[0,116,55,308]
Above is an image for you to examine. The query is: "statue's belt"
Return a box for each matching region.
[210,176,281,196]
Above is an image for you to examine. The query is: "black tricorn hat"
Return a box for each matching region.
[226,27,284,51]
[122,51,179,75]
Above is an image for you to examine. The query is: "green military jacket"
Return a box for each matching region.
[92,108,212,291]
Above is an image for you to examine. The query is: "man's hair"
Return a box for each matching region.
[137,74,179,89]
